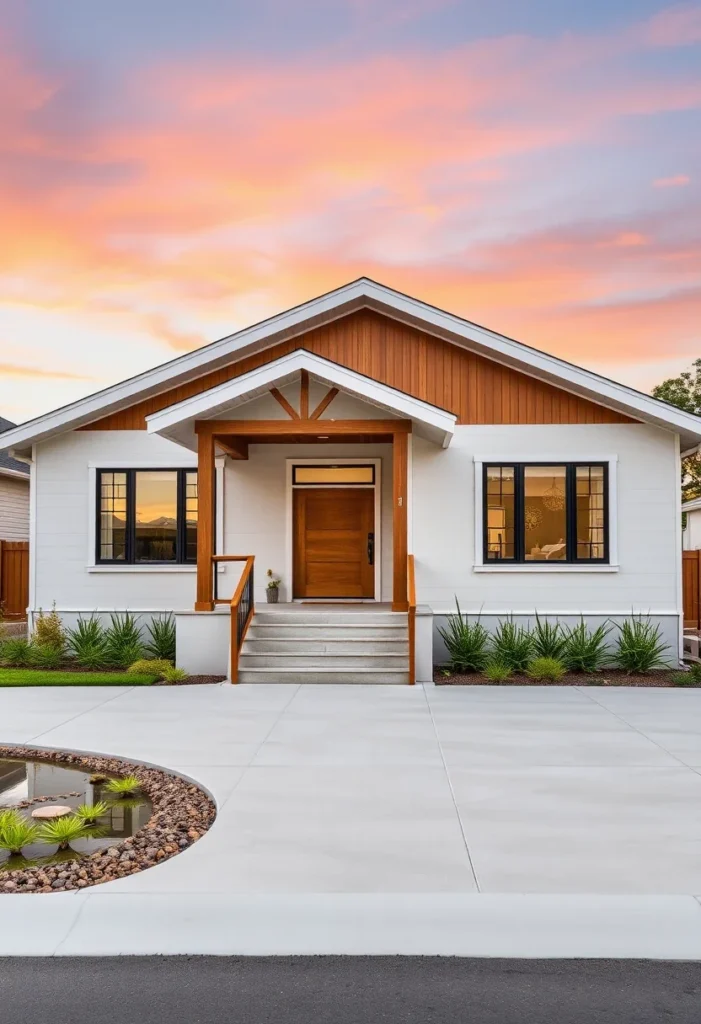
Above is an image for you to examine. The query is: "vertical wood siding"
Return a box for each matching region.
[81,310,636,430]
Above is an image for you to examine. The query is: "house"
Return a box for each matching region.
[1,278,700,682]
[683,497,701,550]
[0,417,30,542]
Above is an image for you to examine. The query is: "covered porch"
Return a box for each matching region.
[145,351,455,682]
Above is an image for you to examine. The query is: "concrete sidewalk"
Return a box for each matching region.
[2,682,701,957]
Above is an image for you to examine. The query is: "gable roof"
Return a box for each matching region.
[146,350,457,449]
[2,277,701,455]
[0,417,30,478]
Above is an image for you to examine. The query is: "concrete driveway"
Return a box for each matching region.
[3,682,701,957]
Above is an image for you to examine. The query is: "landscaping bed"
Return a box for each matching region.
[0,745,216,894]
[436,669,692,687]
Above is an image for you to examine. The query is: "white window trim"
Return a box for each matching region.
[284,457,382,602]
[473,454,619,572]
[86,458,225,572]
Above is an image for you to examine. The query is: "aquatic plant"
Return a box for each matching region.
[104,775,142,798]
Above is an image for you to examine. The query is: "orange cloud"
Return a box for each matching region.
[0,362,92,381]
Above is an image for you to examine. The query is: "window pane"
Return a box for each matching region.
[134,471,177,562]
[524,466,567,561]
[576,466,605,559]
[99,472,127,561]
[185,471,198,563]
[294,465,374,484]
[486,466,515,560]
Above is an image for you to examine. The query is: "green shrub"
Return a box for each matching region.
[29,642,64,669]
[0,637,33,667]
[145,613,176,662]
[0,808,24,834]
[33,604,66,652]
[532,614,568,660]
[104,613,144,668]
[161,665,188,683]
[612,616,670,674]
[0,814,40,854]
[104,775,141,798]
[526,656,566,682]
[671,673,699,686]
[491,619,534,673]
[437,600,490,673]
[127,658,172,678]
[66,615,109,668]
[562,619,612,673]
[38,815,90,850]
[483,659,512,682]
[74,801,110,824]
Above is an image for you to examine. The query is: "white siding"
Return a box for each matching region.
[683,508,701,550]
[412,423,680,615]
[0,475,29,541]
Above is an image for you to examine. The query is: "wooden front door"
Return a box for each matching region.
[293,488,375,599]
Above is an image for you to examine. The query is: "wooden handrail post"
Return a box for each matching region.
[195,428,215,610]
[407,554,416,685]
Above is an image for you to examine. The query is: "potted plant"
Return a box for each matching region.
[266,569,281,603]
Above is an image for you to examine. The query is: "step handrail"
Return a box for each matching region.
[210,554,255,683]
[407,554,416,685]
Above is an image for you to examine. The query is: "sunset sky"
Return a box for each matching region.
[1,0,699,423]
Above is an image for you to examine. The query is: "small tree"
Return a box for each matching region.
[653,359,701,501]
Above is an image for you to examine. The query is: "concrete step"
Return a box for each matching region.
[252,610,405,626]
[237,667,410,685]
[246,624,408,640]
[238,652,410,669]
[242,637,409,655]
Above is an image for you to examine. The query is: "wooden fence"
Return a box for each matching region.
[683,549,701,629]
[0,540,29,619]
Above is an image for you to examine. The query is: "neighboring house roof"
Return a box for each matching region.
[683,498,701,513]
[0,417,30,479]
[2,277,701,455]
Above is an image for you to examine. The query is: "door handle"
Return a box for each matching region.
[367,532,374,566]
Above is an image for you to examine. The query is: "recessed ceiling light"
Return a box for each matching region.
[317,435,329,439]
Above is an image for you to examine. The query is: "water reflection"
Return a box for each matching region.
[0,759,151,871]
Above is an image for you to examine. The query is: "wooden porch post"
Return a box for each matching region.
[392,429,409,611]
[195,426,215,611]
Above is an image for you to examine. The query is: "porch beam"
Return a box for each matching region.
[215,437,249,460]
[300,370,309,419]
[310,387,339,420]
[392,429,409,612]
[195,429,216,611]
[200,419,411,436]
[269,387,300,420]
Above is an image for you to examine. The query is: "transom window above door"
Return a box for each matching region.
[97,469,198,564]
[484,463,608,564]
[292,465,375,485]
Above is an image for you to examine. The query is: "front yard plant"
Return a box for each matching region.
[437,601,490,673]
[66,615,109,669]
[128,658,173,678]
[532,615,568,660]
[561,619,611,673]
[144,613,176,662]
[104,775,142,798]
[38,815,92,850]
[526,656,566,682]
[491,618,534,673]
[0,670,157,686]
[103,612,145,668]
[612,616,670,674]
[74,801,110,824]
[483,659,512,682]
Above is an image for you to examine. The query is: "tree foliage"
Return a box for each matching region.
[652,359,701,501]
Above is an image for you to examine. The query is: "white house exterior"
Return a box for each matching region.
[2,279,699,681]
[683,497,701,550]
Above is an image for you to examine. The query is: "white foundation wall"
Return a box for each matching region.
[32,430,198,622]
[411,423,680,617]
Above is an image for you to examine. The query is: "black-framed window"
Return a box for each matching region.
[484,463,608,564]
[97,469,198,564]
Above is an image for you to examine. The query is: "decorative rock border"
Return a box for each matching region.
[0,745,216,894]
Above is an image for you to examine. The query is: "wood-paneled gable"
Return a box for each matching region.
[80,310,636,429]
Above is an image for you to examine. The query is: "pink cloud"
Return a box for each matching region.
[654,174,691,187]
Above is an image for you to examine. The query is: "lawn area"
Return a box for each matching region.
[0,669,157,686]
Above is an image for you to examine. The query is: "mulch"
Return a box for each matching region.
[435,669,696,687]
[0,746,216,895]
[154,675,226,686]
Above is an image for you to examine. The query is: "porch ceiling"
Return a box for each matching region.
[145,350,456,450]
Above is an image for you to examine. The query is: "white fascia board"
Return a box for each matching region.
[146,350,457,445]
[4,276,701,451]
[682,498,701,513]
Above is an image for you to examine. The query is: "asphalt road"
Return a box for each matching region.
[1,957,700,1023]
